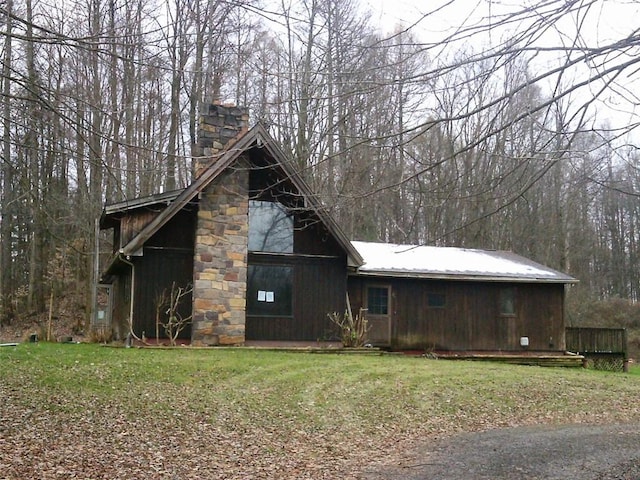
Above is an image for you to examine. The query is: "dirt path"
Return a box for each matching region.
[362,423,640,480]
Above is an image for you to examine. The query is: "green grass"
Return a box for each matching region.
[1,343,639,478]
[1,342,638,435]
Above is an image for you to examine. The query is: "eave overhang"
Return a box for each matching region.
[350,269,579,284]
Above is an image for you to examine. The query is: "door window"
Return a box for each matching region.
[367,286,389,315]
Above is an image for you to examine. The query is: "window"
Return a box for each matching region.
[427,293,446,308]
[499,287,516,316]
[247,265,293,316]
[367,287,389,315]
[248,200,293,253]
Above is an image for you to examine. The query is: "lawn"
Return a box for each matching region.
[0,343,639,479]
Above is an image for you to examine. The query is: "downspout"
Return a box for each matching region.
[118,253,137,343]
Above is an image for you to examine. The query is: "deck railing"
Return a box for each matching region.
[565,327,628,372]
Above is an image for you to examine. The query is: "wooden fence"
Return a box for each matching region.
[565,327,628,372]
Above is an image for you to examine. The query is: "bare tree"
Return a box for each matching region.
[1,0,640,334]
[0,0,13,325]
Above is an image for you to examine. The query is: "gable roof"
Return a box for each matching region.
[114,123,363,267]
[352,241,577,283]
[100,189,182,229]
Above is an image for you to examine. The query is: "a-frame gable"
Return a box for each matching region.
[119,123,362,267]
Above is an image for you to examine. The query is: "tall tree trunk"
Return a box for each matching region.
[1,0,13,324]
[188,0,205,179]
[107,0,121,202]
[25,0,46,313]
[88,0,104,323]
[165,0,189,191]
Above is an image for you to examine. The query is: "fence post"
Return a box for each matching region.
[623,328,629,373]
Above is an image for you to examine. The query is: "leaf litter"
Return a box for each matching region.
[0,345,638,479]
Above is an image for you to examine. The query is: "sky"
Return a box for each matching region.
[367,0,640,41]
[364,0,640,137]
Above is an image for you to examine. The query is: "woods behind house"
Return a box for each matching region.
[1,0,640,351]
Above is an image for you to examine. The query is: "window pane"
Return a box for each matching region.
[247,265,293,316]
[367,287,389,315]
[427,293,446,308]
[248,200,293,253]
[499,287,516,315]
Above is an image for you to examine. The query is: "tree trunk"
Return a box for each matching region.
[25,0,46,313]
[1,0,13,324]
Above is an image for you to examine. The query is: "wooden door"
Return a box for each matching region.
[365,285,391,346]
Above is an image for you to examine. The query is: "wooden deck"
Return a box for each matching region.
[430,351,585,367]
[245,341,585,366]
[566,327,629,372]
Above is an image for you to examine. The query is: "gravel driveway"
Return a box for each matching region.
[362,423,640,480]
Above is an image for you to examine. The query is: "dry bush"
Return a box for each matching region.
[569,297,640,329]
[328,311,369,347]
[154,282,193,346]
[88,325,112,344]
[568,297,640,360]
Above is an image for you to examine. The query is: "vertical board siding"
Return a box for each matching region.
[246,257,345,341]
[131,209,196,340]
[133,249,194,340]
[120,210,158,248]
[348,277,567,352]
[566,327,627,355]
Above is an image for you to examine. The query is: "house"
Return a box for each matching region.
[348,241,577,351]
[98,103,577,352]
[100,103,361,345]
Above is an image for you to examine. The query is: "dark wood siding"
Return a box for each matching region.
[246,255,346,341]
[131,210,196,340]
[133,249,194,339]
[146,208,196,250]
[294,215,344,256]
[246,162,348,342]
[120,210,159,248]
[348,276,566,351]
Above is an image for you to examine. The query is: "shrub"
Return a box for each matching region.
[569,297,640,329]
[327,311,369,347]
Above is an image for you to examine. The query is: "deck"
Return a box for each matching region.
[429,350,585,367]
[245,341,585,366]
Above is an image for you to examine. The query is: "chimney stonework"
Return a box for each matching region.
[194,103,249,178]
[191,103,250,346]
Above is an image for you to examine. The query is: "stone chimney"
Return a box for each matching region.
[195,102,249,178]
[191,102,250,346]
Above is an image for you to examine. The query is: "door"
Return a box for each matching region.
[93,283,113,338]
[365,285,391,346]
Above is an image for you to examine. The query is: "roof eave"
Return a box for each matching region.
[257,133,363,267]
[100,190,183,230]
[351,269,578,284]
[104,189,183,215]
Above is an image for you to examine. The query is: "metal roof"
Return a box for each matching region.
[104,190,182,216]
[352,241,578,283]
[100,190,183,229]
